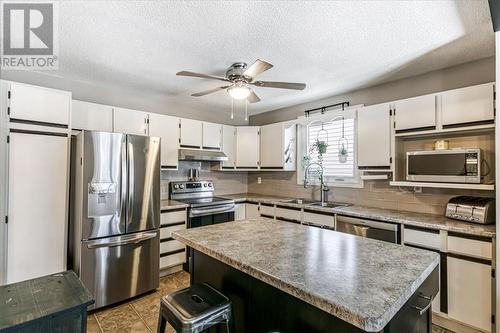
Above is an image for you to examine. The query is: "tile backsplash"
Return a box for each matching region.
[247,171,494,215]
[160,161,248,200]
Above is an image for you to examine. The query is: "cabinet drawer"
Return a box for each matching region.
[160,223,186,239]
[160,239,185,254]
[303,211,334,229]
[403,228,441,250]
[447,235,492,260]
[260,204,274,217]
[160,251,185,269]
[275,207,301,222]
[160,210,186,226]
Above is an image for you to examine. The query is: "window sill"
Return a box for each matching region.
[298,179,364,189]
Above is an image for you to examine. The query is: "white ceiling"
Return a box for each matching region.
[6,0,496,116]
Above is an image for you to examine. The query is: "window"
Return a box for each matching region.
[298,110,362,187]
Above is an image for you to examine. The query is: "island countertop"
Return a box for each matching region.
[172,218,440,332]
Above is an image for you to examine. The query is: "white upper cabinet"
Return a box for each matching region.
[235,126,260,168]
[357,103,391,168]
[149,113,180,169]
[180,118,202,148]
[440,83,494,127]
[394,94,436,132]
[8,82,71,126]
[72,100,113,132]
[113,107,149,136]
[202,122,222,150]
[260,122,296,170]
[222,125,235,168]
[260,123,283,168]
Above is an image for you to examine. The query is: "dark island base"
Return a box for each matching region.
[190,250,439,333]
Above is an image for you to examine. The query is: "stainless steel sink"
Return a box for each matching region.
[281,198,316,205]
[306,202,352,208]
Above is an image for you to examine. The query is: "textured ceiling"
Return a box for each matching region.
[6,0,496,115]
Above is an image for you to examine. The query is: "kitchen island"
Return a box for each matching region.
[172,218,440,333]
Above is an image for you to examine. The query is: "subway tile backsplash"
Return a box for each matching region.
[160,161,248,200]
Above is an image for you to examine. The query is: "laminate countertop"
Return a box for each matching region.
[160,199,189,211]
[222,193,496,238]
[172,218,439,332]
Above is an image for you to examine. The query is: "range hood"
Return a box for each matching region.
[178,148,228,162]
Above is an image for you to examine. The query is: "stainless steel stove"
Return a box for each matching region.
[170,180,235,272]
[169,180,235,226]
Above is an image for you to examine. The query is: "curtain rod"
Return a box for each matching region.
[304,101,350,117]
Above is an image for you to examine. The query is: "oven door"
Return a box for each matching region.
[188,203,235,228]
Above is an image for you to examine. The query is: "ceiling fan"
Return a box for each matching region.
[176,59,306,103]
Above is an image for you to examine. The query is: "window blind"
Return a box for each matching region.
[307,118,355,178]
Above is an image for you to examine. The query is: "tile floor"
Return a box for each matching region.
[88,270,454,333]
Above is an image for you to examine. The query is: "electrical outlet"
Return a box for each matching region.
[257,177,262,184]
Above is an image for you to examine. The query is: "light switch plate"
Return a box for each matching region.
[257,177,262,184]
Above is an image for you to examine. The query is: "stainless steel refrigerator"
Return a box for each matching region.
[70,131,160,309]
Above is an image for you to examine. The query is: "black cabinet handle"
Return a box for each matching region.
[411,294,433,315]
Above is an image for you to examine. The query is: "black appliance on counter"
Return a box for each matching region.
[169,180,235,270]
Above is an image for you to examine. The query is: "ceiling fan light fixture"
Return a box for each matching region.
[228,85,250,100]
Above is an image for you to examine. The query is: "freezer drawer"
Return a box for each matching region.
[80,231,160,309]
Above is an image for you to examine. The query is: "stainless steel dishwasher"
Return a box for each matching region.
[335,215,400,243]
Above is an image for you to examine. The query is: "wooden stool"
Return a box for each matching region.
[158,283,232,333]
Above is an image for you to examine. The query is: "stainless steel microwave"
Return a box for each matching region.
[406,148,481,184]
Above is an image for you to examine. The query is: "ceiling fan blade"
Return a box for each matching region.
[177,71,230,82]
[191,85,231,97]
[247,89,261,103]
[251,81,306,90]
[243,59,273,78]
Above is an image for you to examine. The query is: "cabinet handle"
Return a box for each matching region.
[411,294,433,315]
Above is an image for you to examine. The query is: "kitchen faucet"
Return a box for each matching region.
[304,162,329,206]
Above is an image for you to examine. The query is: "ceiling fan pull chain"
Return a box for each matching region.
[245,99,248,121]
[230,98,234,119]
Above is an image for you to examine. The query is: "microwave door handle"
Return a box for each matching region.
[86,232,157,249]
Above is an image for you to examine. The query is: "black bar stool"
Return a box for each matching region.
[158,283,232,333]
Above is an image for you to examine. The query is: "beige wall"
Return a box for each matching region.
[247,57,496,215]
[249,57,495,125]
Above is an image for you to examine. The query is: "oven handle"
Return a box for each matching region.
[190,204,235,217]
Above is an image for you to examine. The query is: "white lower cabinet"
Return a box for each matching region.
[259,204,274,218]
[246,203,260,219]
[234,203,246,221]
[159,209,187,270]
[447,256,492,332]
[275,206,301,223]
[303,211,335,229]
[7,131,69,284]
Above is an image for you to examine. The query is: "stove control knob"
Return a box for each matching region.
[179,184,185,189]
[203,183,208,187]
[208,183,213,187]
[173,184,179,190]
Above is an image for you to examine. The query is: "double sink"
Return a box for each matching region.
[281,198,351,209]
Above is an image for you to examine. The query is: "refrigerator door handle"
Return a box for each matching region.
[120,138,127,227]
[127,141,134,228]
[85,231,157,249]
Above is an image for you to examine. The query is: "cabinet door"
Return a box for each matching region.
[236,127,260,168]
[235,204,246,221]
[394,94,436,131]
[149,113,179,168]
[7,132,68,284]
[245,203,260,219]
[9,82,70,126]
[72,100,113,132]
[202,122,222,150]
[447,256,491,331]
[357,103,391,168]
[180,119,202,148]
[113,107,149,135]
[441,84,494,127]
[222,125,235,168]
[260,123,283,168]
